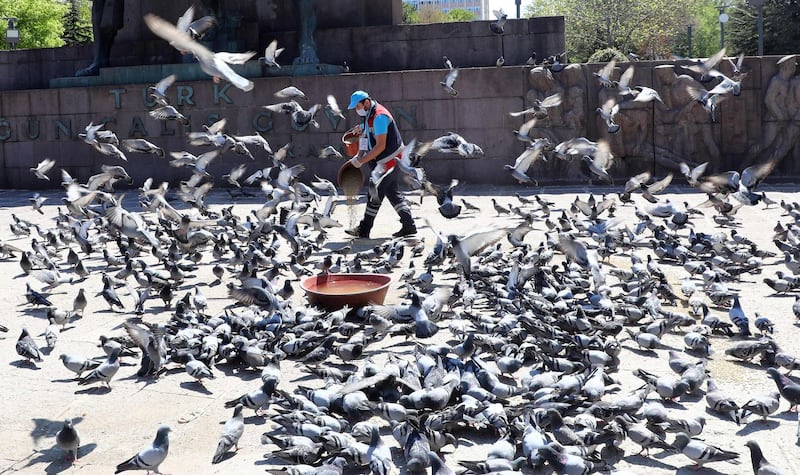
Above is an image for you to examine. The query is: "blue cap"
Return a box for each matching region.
[348,90,370,109]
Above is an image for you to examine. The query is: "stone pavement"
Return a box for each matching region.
[0,185,799,475]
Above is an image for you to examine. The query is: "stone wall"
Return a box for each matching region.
[2,55,799,189]
[0,17,564,92]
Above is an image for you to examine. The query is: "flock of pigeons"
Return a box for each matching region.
[5,7,800,475]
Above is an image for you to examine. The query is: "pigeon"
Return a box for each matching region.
[78,347,121,389]
[121,139,164,157]
[144,14,255,92]
[175,5,217,41]
[147,74,176,106]
[115,425,170,474]
[684,48,727,82]
[504,138,548,184]
[149,105,190,125]
[59,353,101,377]
[185,353,214,383]
[742,392,781,421]
[56,418,81,464]
[489,8,507,34]
[729,295,751,337]
[766,367,800,411]
[745,440,786,475]
[672,433,740,468]
[539,442,608,474]
[30,158,55,180]
[16,327,42,363]
[448,228,507,277]
[212,404,245,464]
[632,85,663,103]
[275,86,308,101]
[593,60,617,88]
[596,98,620,134]
[680,161,709,186]
[440,67,459,96]
[261,39,284,68]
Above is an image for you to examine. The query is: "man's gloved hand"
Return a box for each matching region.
[349,156,363,169]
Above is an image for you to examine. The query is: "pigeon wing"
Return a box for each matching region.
[456,228,507,257]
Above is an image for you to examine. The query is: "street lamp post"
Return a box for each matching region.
[4,17,19,49]
[716,1,731,50]
[749,0,765,56]
[515,0,521,18]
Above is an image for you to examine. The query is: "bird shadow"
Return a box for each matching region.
[767,292,796,298]
[290,373,319,383]
[10,359,42,370]
[213,450,238,464]
[676,465,731,474]
[243,415,268,425]
[624,454,677,470]
[17,307,48,318]
[180,380,213,395]
[40,347,54,357]
[736,419,779,435]
[662,400,688,410]
[74,386,111,395]
[51,376,79,383]
[36,443,98,474]
[215,364,261,381]
[727,359,764,370]
[703,407,741,424]
[30,417,83,444]
[625,347,661,358]
[773,410,798,421]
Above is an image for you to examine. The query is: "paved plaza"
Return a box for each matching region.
[1,184,799,474]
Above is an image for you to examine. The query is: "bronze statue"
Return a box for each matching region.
[76,0,125,77]
[294,0,319,65]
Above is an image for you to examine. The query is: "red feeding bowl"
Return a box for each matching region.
[300,273,392,310]
[342,130,360,157]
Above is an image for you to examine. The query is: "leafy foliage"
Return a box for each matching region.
[0,0,68,49]
[588,47,628,63]
[402,2,419,24]
[670,1,720,59]
[61,0,92,47]
[526,0,715,62]
[404,4,478,23]
[726,0,800,55]
[445,8,478,22]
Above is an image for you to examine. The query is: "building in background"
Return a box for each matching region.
[404,0,491,20]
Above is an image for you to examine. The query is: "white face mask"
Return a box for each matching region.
[356,108,368,117]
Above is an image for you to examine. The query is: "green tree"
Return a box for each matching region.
[0,0,68,49]
[416,5,448,23]
[526,0,701,62]
[671,1,720,59]
[727,0,800,55]
[446,8,478,22]
[402,2,419,24]
[61,0,92,47]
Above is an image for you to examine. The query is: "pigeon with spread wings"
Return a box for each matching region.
[144,14,255,92]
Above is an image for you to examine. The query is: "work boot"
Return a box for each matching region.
[392,223,417,238]
[345,222,370,238]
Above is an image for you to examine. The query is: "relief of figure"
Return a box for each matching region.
[750,55,798,161]
[558,64,587,132]
[524,64,587,180]
[76,0,125,77]
[790,64,800,161]
[525,66,565,144]
[597,81,647,157]
[653,65,719,162]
